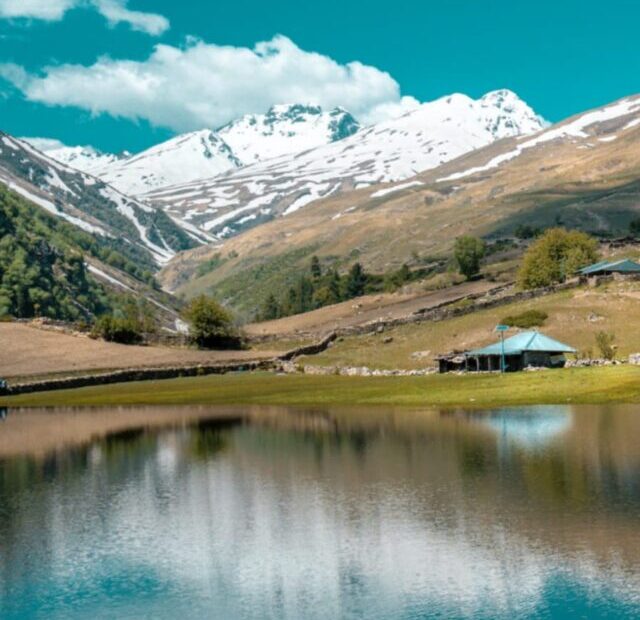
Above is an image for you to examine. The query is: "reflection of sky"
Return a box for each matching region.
[480,406,573,450]
[1,416,639,619]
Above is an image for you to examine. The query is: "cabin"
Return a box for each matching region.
[438,331,576,373]
[579,259,640,284]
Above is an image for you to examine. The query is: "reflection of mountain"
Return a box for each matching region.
[475,406,572,450]
[0,405,639,618]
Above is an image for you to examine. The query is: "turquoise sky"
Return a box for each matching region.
[1,0,639,152]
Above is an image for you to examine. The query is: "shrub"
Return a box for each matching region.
[181,295,243,350]
[454,236,486,280]
[91,315,144,345]
[500,309,548,329]
[517,228,599,290]
[595,331,616,360]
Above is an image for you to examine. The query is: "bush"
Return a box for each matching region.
[595,331,616,360]
[517,228,599,290]
[182,295,243,350]
[454,236,486,280]
[500,309,548,329]
[91,315,144,344]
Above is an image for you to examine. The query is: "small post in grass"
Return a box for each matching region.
[495,324,509,374]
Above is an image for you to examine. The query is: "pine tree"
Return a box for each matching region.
[345,262,367,298]
[310,255,322,280]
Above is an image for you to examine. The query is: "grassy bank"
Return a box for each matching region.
[3,366,640,409]
[300,281,640,370]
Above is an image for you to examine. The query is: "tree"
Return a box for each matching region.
[345,262,367,298]
[259,293,281,321]
[629,217,640,237]
[181,295,242,349]
[517,228,599,289]
[454,236,486,280]
[310,255,322,280]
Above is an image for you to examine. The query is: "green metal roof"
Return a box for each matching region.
[579,259,640,275]
[466,331,576,357]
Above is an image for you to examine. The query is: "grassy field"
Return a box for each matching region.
[299,281,640,370]
[3,365,640,409]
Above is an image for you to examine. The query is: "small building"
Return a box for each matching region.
[579,259,640,281]
[462,331,576,373]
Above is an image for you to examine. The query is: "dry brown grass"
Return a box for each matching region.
[244,279,496,338]
[0,322,284,381]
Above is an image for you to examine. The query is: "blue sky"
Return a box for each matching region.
[1,0,639,153]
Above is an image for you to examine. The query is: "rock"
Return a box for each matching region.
[629,353,640,365]
[382,336,394,344]
[411,350,431,360]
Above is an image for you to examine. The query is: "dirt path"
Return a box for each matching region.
[245,280,499,338]
[0,323,283,380]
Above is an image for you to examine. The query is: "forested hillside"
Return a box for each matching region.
[0,184,140,320]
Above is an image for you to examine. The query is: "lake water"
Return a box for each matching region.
[0,404,639,619]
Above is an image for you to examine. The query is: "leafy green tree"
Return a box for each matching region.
[345,262,367,298]
[181,295,242,349]
[454,236,486,280]
[517,228,599,289]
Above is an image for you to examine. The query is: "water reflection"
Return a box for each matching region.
[0,404,639,619]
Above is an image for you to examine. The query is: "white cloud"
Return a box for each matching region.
[20,137,67,151]
[93,0,168,35]
[0,0,169,35]
[0,35,419,131]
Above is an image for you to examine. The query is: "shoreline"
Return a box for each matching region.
[2,365,640,410]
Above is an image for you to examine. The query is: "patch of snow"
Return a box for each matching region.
[370,181,424,198]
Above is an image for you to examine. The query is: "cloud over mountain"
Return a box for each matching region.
[0,35,419,131]
[0,0,169,35]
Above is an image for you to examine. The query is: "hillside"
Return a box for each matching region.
[0,132,202,267]
[161,94,640,318]
[0,183,182,324]
[297,279,640,370]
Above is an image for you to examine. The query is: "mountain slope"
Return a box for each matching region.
[0,182,181,324]
[0,132,202,268]
[96,130,242,197]
[23,140,130,174]
[160,94,640,318]
[145,90,544,238]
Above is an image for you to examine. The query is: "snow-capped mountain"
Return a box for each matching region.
[36,104,360,197]
[0,132,204,267]
[218,104,360,165]
[22,139,130,174]
[96,130,242,197]
[144,90,545,237]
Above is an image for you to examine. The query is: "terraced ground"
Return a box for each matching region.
[0,322,284,383]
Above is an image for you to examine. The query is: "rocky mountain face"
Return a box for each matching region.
[0,132,201,269]
[143,90,544,238]
[160,94,640,317]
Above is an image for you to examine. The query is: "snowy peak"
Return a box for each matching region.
[478,89,547,138]
[218,103,360,165]
[96,129,242,196]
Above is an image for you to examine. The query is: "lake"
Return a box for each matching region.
[0,404,639,619]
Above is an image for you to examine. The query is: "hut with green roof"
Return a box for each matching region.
[459,331,576,373]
